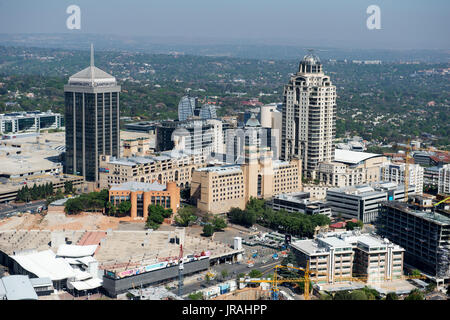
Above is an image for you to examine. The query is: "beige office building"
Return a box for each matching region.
[190,151,302,214]
[315,149,387,187]
[98,151,207,189]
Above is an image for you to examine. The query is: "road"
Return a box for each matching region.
[0,200,47,219]
[171,258,283,296]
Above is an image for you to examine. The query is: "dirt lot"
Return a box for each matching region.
[0,210,145,231]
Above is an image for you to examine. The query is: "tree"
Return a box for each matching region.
[349,290,368,300]
[205,274,211,283]
[221,269,229,279]
[174,206,196,227]
[118,200,132,216]
[248,269,262,278]
[188,292,203,300]
[405,289,424,300]
[385,292,398,300]
[425,283,436,293]
[346,220,364,231]
[202,224,214,237]
[146,204,172,229]
[64,181,74,194]
[411,269,421,277]
[333,291,351,300]
[212,217,227,231]
[320,293,333,300]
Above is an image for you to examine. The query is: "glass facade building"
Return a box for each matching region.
[64,46,121,182]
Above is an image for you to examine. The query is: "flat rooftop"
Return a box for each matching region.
[196,165,242,175]
[384,201,450,226]
[110,181,167,192]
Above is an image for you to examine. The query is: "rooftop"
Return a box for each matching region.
[383,201,450,226]
[110,181,167,192]
[334,149,383,165]
[0,275,38,300]
[196,165,242,175]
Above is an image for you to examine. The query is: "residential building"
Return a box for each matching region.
[98,151,207,190]
[326,182,416,223]
[269,192,332,217]
[260,103,282,159]
[199,104,217,120]
[424,166,441,188]
[281,52,337,177]
[381,162,424,194]
[108,181,180,219]
[0,111,62,134]
[178,96,197,121]
[315,149,388,187]
[64,45,121,182]
[290,231,404,284]
[122,137,152,157]
[378,198,450,284]
[190,152,302,214]
[224,114,274,164]
[438,164,450,194]
[156,119,223,157]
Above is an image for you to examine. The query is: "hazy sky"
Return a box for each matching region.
[0,0,449,49]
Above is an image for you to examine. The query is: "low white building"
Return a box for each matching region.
[438,164,450,194]
[380,162,424,195]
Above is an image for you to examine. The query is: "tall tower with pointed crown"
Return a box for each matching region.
[281,51,336,178]
[64,44,121,182]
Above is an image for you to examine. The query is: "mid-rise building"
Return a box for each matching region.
[108,181,180,220]
[190,153,302,214]
[0,111,62,135]
[281,52,337,177]
[156,119,223,157]
[291,231,404,284]
[269,192,331,217]
[64,45,121,182]
[199,104,217,120]
[378,199,450,284]
[315,149,387,187]
[98,151,207,190]
[438,164,450,194]
[424,166,441,188]
[381,162,424,194]
[326,182,416,223]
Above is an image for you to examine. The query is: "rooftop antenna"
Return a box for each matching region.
[90,43,95,85]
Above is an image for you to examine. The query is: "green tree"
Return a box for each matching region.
[212,217,227,231]
[333,291,351,300]
[385,292,398,300]
[425,283,436,293]
[188,292,203,300]
[405,289,424,300]
[64,181,74,194]
[205,274,211,283]
[349,290,368,300]
[248,269,262,278]
[202,224,215,237]
[174,206,196,227]
[146,204,172,229]
[221,269,229,279]
[320,293,333,300]
[118,200,132,216]
[411,269,421,277]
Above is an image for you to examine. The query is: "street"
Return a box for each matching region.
[0,200,46,219]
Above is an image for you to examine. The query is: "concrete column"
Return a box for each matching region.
[130,192,137,219]
[143,191,150,220]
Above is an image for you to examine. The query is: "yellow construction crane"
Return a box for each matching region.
[242,261,427,300]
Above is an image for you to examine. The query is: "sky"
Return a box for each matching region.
[0,0,449,50]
